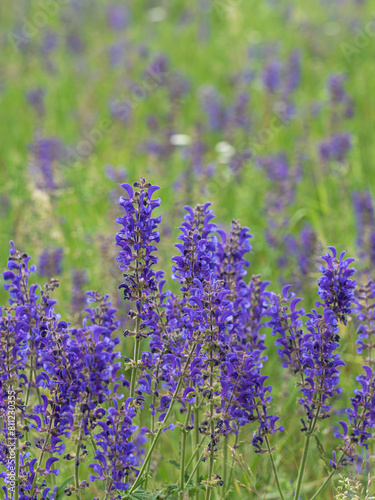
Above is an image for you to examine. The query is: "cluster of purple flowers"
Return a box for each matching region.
[331,280,375,467]
[0,243,141,499]
[266,246,356,426]
[317,247,356,324]
[114,179,283,500]
[2,177,374,499]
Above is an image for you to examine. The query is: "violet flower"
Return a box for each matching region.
[317,247,356,324]
[38,248,63,277]
[116,178,161,302]
[354,280,375,359]
[28,137,65,191]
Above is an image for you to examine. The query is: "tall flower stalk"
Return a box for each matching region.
[116,178,161,398]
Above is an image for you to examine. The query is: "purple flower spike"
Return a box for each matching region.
[355,280,375,358]
[116,178,161,300]
[317,247,356,324]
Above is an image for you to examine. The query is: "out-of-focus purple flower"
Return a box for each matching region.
[317,247,356,323]
[257,153,297,209]
[0,195,10,217]
[148,54,169,82]
[216,220,252,289]
[66,33,84,53]
[71,269,88,315]
[200,87,227,131]
[352,190,375,266]
[108,41,126,67]
[29,137,65,191]
[41,30,58,55]
[284,50,301,94]
[354,280,375,358]
[262,61,282,93]
[26,87,45,116]
[319,134,352,163]
[229,150,252,176]
[105,164,127,183]
[327,74,347,103]
[327,74,354,119]
[107,5,129,30]
[257,153,289,182]
[227,92,250,131]
[283,224,318,284]
[38,248,63,277]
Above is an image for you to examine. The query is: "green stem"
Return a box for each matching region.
[185,435,207,473]
[205,427,214,500]
[75,424,84,500]
[226,433,239,499]
[294,433,312,500]
[88,428,98,455]
[205,370,215,500]
[25,358,34,408]
[186,448,206,488]
[223,436,228,499]
[104,480,114,500]
[265,436,285,500]
[179,405,192,496]
[309,469,336,500]
[30,406,55,496]
[143,434,154,489]
[129,316,141,399]
[293,415,318,500]
[205,321,216,500]
[309,451,345,500]
[129,342,197,493]
[194,406,201,500]
[15,416,19,500]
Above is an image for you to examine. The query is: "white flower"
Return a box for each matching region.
[169,134,192,146]
[215,141,235,163]
[148,7,167,23]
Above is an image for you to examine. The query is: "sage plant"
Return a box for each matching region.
[1,179,374,500]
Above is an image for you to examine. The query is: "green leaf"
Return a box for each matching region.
[119,488,161,500]
[314,434,328,465]
[56,476,74,499]
[167,459,180,470]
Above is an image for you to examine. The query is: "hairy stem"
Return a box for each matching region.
[223,435,228,498]
[309,469,336,500]
[293,413,319,500]
[30,405,55,496]
[194,405,201,500]
[186,448,206,488]
[75,424,84,500]
[265,436,285,500]
[15,416,19,500]
[205,359,215,500]
[185,435,207,474]
[130,342,197,493]
[309,450,345,500]
[129,316,141,399]
[226,433,239,498]
[179,404,192,497]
